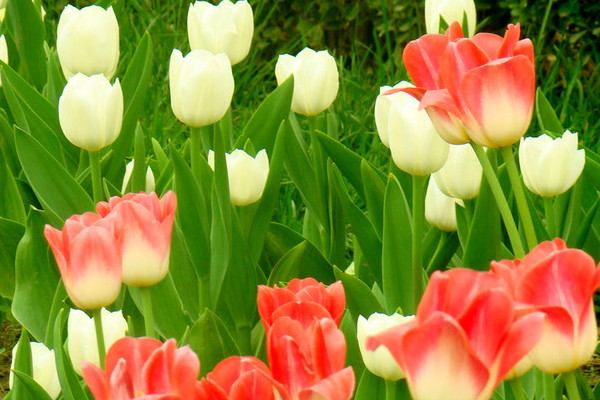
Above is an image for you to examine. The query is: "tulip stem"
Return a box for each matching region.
[385,380,396,400]
[141,287,156,339]
[500,145,537,251]
[544,197,557,238]
[508,378,526,400]
[543,372,556,400]
[563,371,581,400]
[92,308,106,369]
[412,174,426,310]
[190,127,203,179]
[89,150,103,203]
[471,144,525,258]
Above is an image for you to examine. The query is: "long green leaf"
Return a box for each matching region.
[0,218,25,299]
[12,371,54,400]
[535,88,563,134]
[333,266,384,321]
[268,241,335,286]
[0,151,25,222]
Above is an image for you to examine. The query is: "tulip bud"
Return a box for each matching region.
[0,35,7,87]
[425,0,477,36]
[425,178,463,231]
[67,308,128,376]
[58,73,124,152]
[374,81,414,148]
[357,313,414,381]
[170,48,234,127]
[519,130,585,198]
[387,85,449,176]
[275,47,339,116]
[208,149,269,206]
[432,143,482,199]
[121,160,155,194]
[57,5,119,80]
[10,342,61,399]
[188,0,253,65]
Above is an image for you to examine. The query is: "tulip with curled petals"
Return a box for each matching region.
[275,47,339,116]
[170,48,234,127]
[57,5,119,80]
[96,191,177,287]
[58,73,123,152]
[433,143,482,199]
[188,0,253,65]
[519,130,585,197]
[425,0,476,36]
[44,212,122,310]
[10,342,61,399]
[208,149,269,206]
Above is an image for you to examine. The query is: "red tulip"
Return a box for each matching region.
[97,191,177,287]
[491,239,600,373]
[367,268,544,400]
[398,22,535,148]
[83,337,199,400]
[44,212,122,310]
[257,278,345,331]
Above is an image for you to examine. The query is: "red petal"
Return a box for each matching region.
[82,361,110,400]
[196,379,229,400]
[497,23,521,58]
[105,337,163,392]
[471,33,503,59]
[310,318,347,379]
[297,367,355,400]
[271,301,332,330]
[403,34,450,89]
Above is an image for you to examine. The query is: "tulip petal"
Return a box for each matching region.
[403,33,450,89]
[82,362,110,400]
[297,367,355,400]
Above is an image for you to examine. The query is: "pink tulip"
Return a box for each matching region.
[368,268,544,400]
[97,191,177,287]
[44,212,122,310]
[396,22,535,148]
[491,239,600,373]
[82,337,200,400]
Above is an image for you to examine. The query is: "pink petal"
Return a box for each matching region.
[310,318,347,379]
[471,33,503,59]
[297,367,355,400]
[82,361,110,400]
[105,337,163,393]
[403,33,450,89]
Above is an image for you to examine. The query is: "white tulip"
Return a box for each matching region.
[67,308,128,376]
[0,35,7,87]
[208,149,269,206]
[10,342,61,399]
[388,84,449,176]
[425,0,477,36]
[188,0,253,65]
[170,49,234,128]
[121,160,155,194]
[57,5,119,80]
[357,313,414,381]
[519,130,585,197]
[58,73,123,152]
[374,81,415,148]
[425,178,463,231]
[275,47,339,116]
[432,143,482,200]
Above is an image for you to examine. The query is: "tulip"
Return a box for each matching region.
[425,0,476,36]
[432,143,482,199]
[57,5,119,80]
[0,35,7,87]
[275,47,339,116]
[401,23,535,148]
[425,176,463,231]
[58,73,123,152]
[519,130,585,197]
[121,160,155,194]
[208,149,269,206]
[10,342,61,399]
[67,308,128,376]
[188,0,253,65]
[96,191,177,287]
[44,212,122,310]
[169,48,234,128]
[83,337,200,400]
[374,81,414,148]
[357,313,414,381]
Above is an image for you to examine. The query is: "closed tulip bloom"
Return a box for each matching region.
[67,308,128,376]
[357,313,414,381]
[388,87,449,176]
[188,0,253,65]
[374,81,414,148]
[519,130,585,197]
[10,342,61,399]
[425,0,476,36]
[96,191,177,287]
[275,47,339,116]
[44,212,122,310]
[425,178,463,231]
[57,5,119,80]
[208,149,269,206]
[58,73,123,152]
[433,143,482,199]
[121,160,155,194]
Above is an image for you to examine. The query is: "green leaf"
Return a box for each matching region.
[327,162,346,268]
[11,371,54,400]
[333,266,384,321]
[0,152,25,223]
[131,123,146,192]
[268,241,335,286]
[576,195,600,249]
[0,218,25,299]
[361,160,386,237]
[169,225,199,319]
[535,88,563,134]
[354,370,386,400]
[338,312,364,378]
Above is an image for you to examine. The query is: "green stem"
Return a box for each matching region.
[237,325,252,355]
[385,379,396,400]
[507,377,526,400]
[190,127,203,179]
[471,144,525,258]
[500,146,537,251]
[412,175,426,311]
[89,151,103,203]
[544,196,557,238]
[141,287,155,339]
[92,309,106,369]
[563,371,581,400]
[535,0,554,57]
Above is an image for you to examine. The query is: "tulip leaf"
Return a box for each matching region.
[151,138,169,171]
[563,179,584,246]
[0,112,19,176]
[575,195,600,249]
[12,208,60,343]
[361,160,386,237]
[11,371,54,400]
[268,241,335,286]
[0,218,25,299]
[354,370,386,400]
[333,266,384,322]
[338,312,364,378]
[0,152,26,223]
[169,225,199,319]
[43,45,67,107]
[15,130,95,221]
[426,231,460,273]
[10,331,33,400]
[535,88,564,135]
[382,175,413,314]
[327,163,347,268]
[43,280,68,347]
